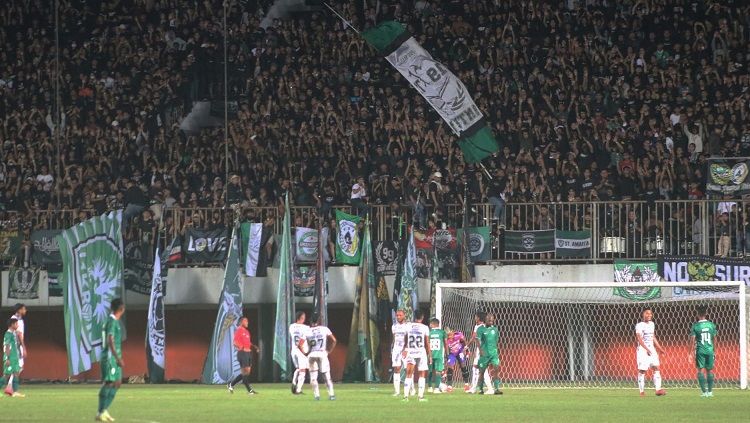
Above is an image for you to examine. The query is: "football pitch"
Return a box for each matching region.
[4,384,749,422]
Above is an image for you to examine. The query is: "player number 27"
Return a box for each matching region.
[700,332,712,345]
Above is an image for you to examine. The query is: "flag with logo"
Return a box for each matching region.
[362,21,499,164]
[201,227,243,384]
[457,226,492,261]
[146,238,169,383]
[123,238,153,294]
[335,210,361,264]
[295,227,318,262]
[504,230,555,254]
[706,159,750,195]
[374,241,398,277]
[57,210,124,376]
[184,228,229,262]
[31,229,63,267]
[273,193,295,379]
[398,227,419,321]
[613,260,661,301]
[0,228,22,261]
[555,230,592,258]
[7,266,40,299]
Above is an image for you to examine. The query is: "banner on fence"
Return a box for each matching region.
[184,228,229,262]
[374,241,398,277]
[31,229,63,267]
[613,260,661,301]
[8,266,40,299]
[124,239,153,294]
[504,229,555,254]
[660,255,746,295]
[706,159,750,195]
[335,210,361,264]
[295,227,318,262]
[555,230,591,258]
[0,228,21,261]
[293,265,317,297]
[457,227,491,261]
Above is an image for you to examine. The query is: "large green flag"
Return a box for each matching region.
[57,211,124,376]
[201,228,243,384]
[398,228,418,321]
[335,210,362,264]
[362,21,499,163]
[613,259,661,301]
[273,193,295,379]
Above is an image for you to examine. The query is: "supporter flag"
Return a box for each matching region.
[362,21,499,164]
[398,227,418,321]
[146,241,167,383]
[167,236,182,263]
[343,219,380,382]
[240,222,263,276]
[555,230,592,258]
[57,211,124,376]
[391,217,406,321]
[613,259,661,301]
[273,193,295,379]
[429,241,440,317]
[201,227,243,384]
[295,227,319,262]
[7,266,40,300]
[313,218,328,326]
[335,210,362,264]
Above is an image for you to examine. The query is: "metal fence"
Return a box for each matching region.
[1,200,748,266]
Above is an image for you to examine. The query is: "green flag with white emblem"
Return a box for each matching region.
[57,211,124,376]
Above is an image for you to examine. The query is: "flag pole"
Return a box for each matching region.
[323,2,361,34]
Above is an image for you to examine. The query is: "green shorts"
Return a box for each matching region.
[430,357,445,373]
[3,359,20,375]
[478,353,499,369]
[695,352,715,370]
[102,357,122,383]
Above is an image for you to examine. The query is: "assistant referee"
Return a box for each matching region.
[228,316,259,395]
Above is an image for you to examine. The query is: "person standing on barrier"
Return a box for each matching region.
[716,212,731,258]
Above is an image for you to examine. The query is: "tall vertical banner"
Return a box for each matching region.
[57,211,124,376]
[241,222,263,276]
[361,21,499,163]
[398,227,418,321]
[201,228,243,384]
[146,244,166,383]
[273,194,295,379]
[391,218,406,321]
[313,219,328,327]
[613,259,661,301]
[429,241,440,318]
[459,186,474,282]
[335,210,362,264]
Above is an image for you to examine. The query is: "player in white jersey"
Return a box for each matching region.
[289,311,311,395]
[635,308,667,396]
[306,315,337,401]
[401,310,431,402]
[12,304,26,372]
[464,311,491,393]
[391,309,409,396]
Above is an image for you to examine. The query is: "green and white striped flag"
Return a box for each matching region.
[273,193,295,379]
[57,211,124,376]
[362,21,499,163]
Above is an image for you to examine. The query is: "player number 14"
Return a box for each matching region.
[700,332,712,345]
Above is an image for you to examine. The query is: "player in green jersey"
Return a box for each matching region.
[690,306,717,397]
[97,299,125,422]
[3,317,24,397]
[428,318,448,393]
[477,313,502,395]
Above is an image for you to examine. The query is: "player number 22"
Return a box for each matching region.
[700,332,712,345]
[408,335,423,349]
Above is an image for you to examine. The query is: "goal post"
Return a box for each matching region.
[436,281,747,389]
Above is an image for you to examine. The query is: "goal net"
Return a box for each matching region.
[436,282,747,389]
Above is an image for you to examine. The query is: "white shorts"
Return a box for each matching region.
[292,350,309,370]
[405,352,429,372]
[636,349,660,371]
[391,349,405,369]
[309,353,330,374]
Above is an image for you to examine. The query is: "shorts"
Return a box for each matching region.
[391,349,405,369]
[101,356,122,383]
[447,353,465,367]
[3,359,20,375]
[237,351,253,368]
[292,349,309,370]
[430,357,445,373]
[405,352,429,372]
[695,352,715,370]
[636,349,660,371]
[309,353,330,374]
[478,353,499,369]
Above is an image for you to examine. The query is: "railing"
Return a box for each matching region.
[1,200,748,266]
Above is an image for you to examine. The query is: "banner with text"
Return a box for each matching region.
[31,229,63,268]
[184,228,228,262]
[0,228,22,261]
[555,230,591,258]
[504,230,555,254]
[374,241,398,277]
[660,255,746,294]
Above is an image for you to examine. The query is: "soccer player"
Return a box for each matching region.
[2,318,23,397]
[289,311,311,394]
[428,318,447,393]
[306,315,337,401]
[229,316,259,395]
[97,298,125,422]
[401,310,431,402]
[11,304,26,375]
[477,313,502,395]
[446,329,469,388]
[464,311,491,393]
[690,306,717,397]
[391,309,409,396]
[635,307,667,396]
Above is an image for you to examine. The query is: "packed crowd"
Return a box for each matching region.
[1,0,750,235]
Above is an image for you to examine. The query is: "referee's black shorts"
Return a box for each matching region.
[237,350,253,368]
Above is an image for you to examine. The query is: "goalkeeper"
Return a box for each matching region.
[446,329,469,388]
[477,313,502,395]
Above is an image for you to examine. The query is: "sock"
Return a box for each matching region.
[653,371,662,391]
[292,369,298,386]
[417,377,426,398]
[403,376,412,398]
[310,370,320,398]
[483,370,492,390]
[295,370,306,393]
[461,365,470,382]
[105,386,118,410]
[98,386,107,413]
[478,368,485,391]
[707,372,715,392]
[393,371,401,394]
[12,376,19,392]
[697,371,707,393]
[637,373,645,392]
[493,376,501,390]
[230,374,243,388]
[239,374,250,392]
[471,367,479,389]
[324,372,334,397]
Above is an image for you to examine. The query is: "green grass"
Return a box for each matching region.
[3,384,749,422]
